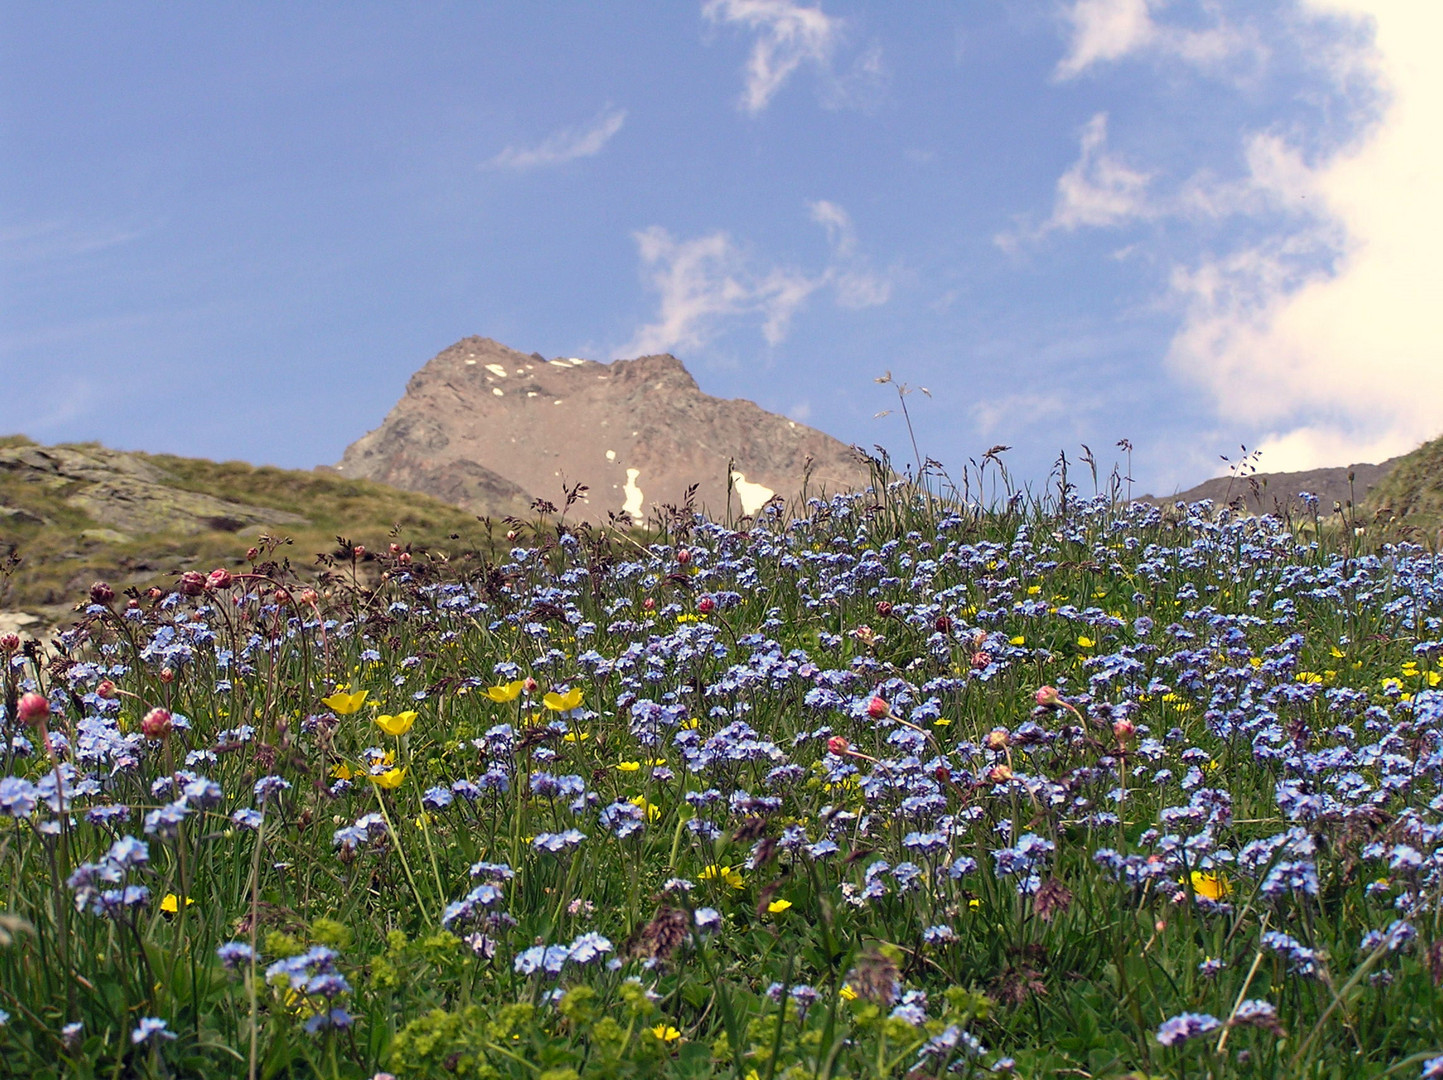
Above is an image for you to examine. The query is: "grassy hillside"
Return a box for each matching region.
[0,435,504,613]
[1364,432,1443,537]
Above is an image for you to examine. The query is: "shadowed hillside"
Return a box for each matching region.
[0,435,498,619]
[1364,433,1443,537]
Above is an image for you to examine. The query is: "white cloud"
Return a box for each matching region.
[624,228,821,355]
[996,113,1155,249]
[703,0,872,113]
[1166,1,1443,469]
[1050,113,1155,229]
[1055,0,1156,78]
[970,392,1072,441]
[807,199,855,255]
[486,106,626,170]
[1055,0,1258,80]
[625,200,890,355]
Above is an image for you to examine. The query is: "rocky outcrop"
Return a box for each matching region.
[337,337,871,523]
[0,444,307,536]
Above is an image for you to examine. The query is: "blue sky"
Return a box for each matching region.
[2,1,1438,496]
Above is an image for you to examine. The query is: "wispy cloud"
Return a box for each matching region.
[702,0,880,113]
[624,200,891,355]
[485,106,627,170]
[0,219,147,269]
[1163,1,1443,471]
[807,199,855,255]
[996,113,1155,249]
[623,228,821,356]
[1054,0,1261,81]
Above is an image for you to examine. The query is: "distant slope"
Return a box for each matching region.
[1141,458,1401,518]
[1363,434,1443,533]
[0,436,491,614]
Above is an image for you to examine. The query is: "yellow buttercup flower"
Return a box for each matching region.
[371,767,406,789]
[1189,870,1231,901]
[321,689,369,715]
[486,680,525,703]
[767,899,793,914]
[1009,635,1026,646]
[629,795,661,822]
[839,985,858,1001]
[562,730,590,742]
[616,761,641,772]
[650,1024,682,1043]
[699,864,744,889]
[160,894,194,915]
[375,711,417,737]
[330,762,355,781]
[1076,635,1095,648]
[543,687,584,712]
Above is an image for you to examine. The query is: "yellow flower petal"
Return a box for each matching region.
[485,680,525,703]
[375,711,417,737]
[542,687,584,712]
[160,893,194,914]
[321,689,369,715]
[767,899,792,914]
[649,1024,682,1042]
[371,767,406,789]
[1189,870,1231,901]
[616,761,641,772]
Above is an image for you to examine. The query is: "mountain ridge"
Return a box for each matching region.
[336,337,872,524]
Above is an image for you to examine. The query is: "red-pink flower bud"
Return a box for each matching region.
[16,692,49,726]
[159,668,175,684]
[523,677,538,693]
[827,735,850,756]
[971,651,992,670]
[988,763,1014,784]
[643,597,656,611]
[697,596,715,614]
[298,588,318,606]
[875,600,893,617]
[207,568,233,590]
[1112,718,1136,742]
[353,545,365,558]
[1035,686,1062,708]
[984,728,1011,751]
[934,615,952,634]
[246,546,260,561]
[96,679,118,699]
[178,571,206,597]
[676,549,691,565]
[140,707,172,739]
[90,581,115,605]
[0,633,19,654]
[867,696,890,721]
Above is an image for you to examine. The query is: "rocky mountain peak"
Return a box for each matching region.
[337,338,870,523]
